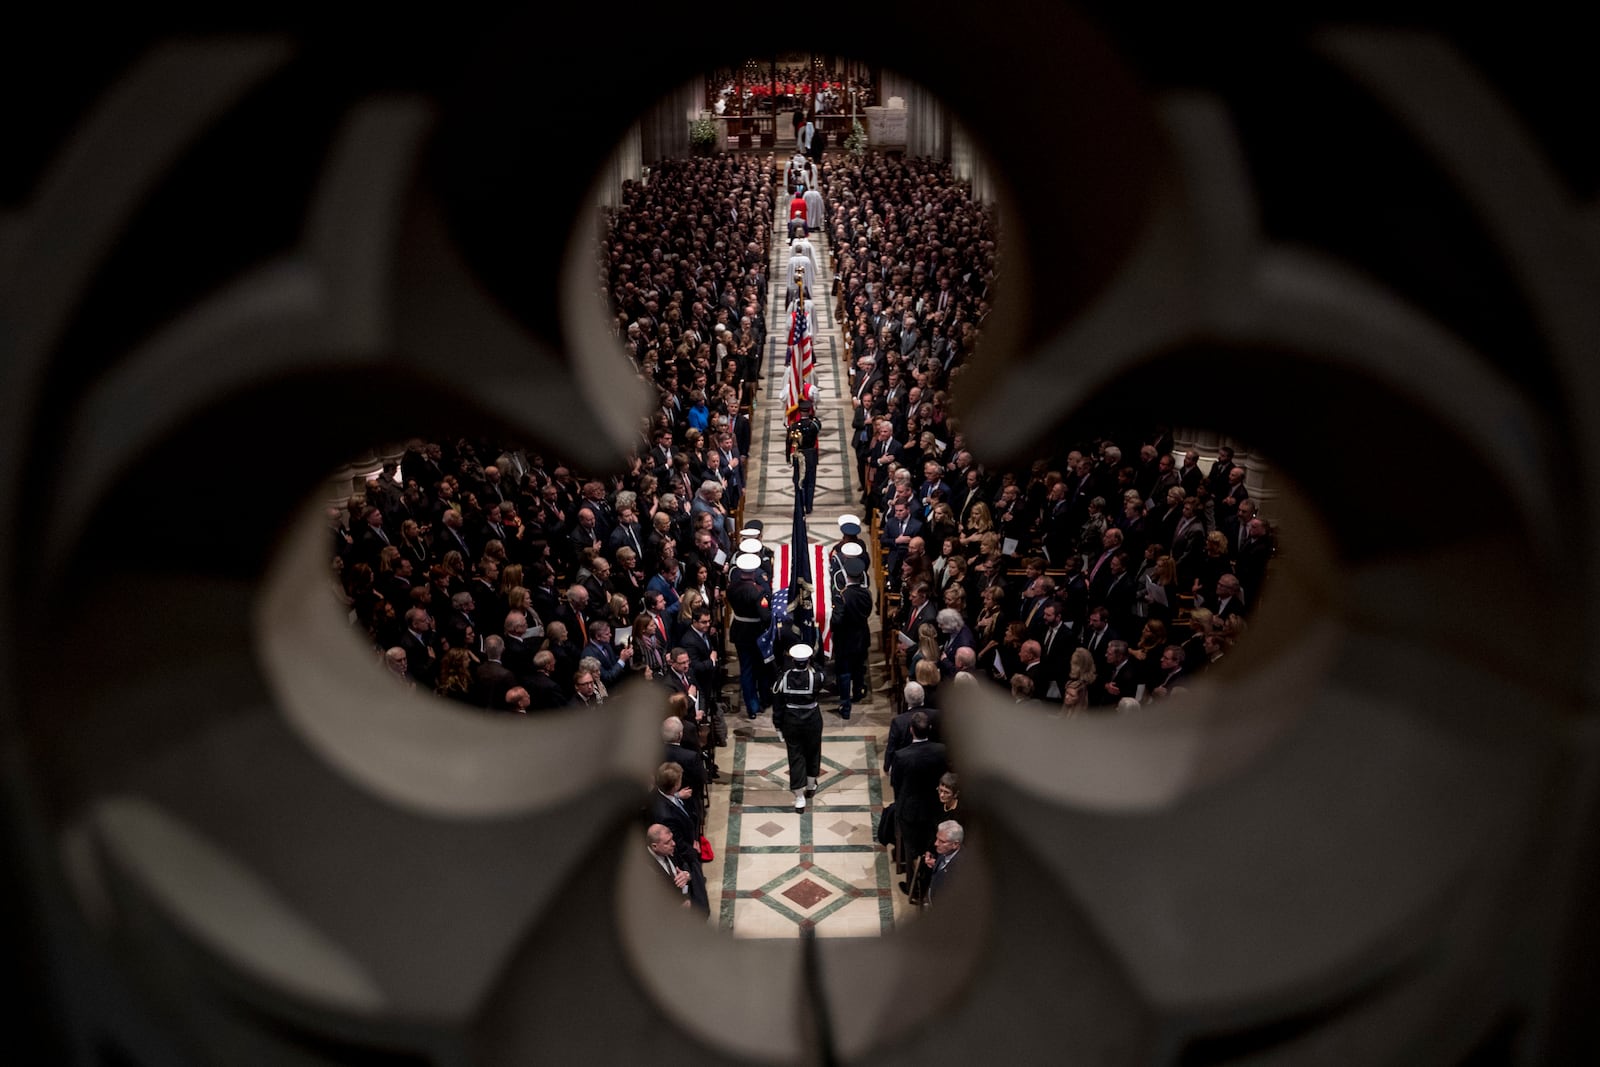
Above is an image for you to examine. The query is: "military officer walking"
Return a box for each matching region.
[788,396,823,515]
[831,551,874,720]
[772,643,824,812]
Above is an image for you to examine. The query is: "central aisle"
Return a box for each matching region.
[697,158,909,938]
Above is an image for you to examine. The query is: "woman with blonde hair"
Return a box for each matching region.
[914,658,943,711]
[499,562,525,602]
[1181,607,1215,665]
[505,585,545,637]
[973,583,1009,675]
[925,502,959,559]
[613,545,645,612]
[1190,530,1235,598]
[1061,647,1097,715]
[677,588,706,645]
[906,622,942,678]
[960,501,995,553]
[399,518,429,568]
[969,531,1006,600]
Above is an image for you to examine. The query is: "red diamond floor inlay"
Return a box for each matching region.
[780,877,834,910]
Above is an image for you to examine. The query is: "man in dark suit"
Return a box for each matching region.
[1033,600,1074,694]
[884,682,940,774]
[648,763,708,913]
[646,824,695,911]
[662,716,707,833]
[1079,606,1122,672]
[474,635,517,710]
[891,712,949,905]
[1148,645,1188,702]
[524,650,566,710]
[1099,552,1140,641]
[1206,574,1248,621]
[1235,516,1274,603]
[680,606,724,741]
[1217,465,1250,526]
[443,592,481,654]
[1059,558,1090,631]
[880,499,923,577]
[399,607,438,688]
[1038,481,1075,564]
[1170,497,1208,571]
[355,506,392,566]
[1091,640,1137,707]
[1178,449,1205,497]
[661,645,718,779]
[432,507,473,564]
[1206,446,1238,501]
[923,821,965,907]
[899,581,938,643]
[581,620,632,688]
[501,611,535,681]
[379,556,415,608]
[864,419,902,502]
[568,506,603,558]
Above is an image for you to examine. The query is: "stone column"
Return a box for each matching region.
[1172,430,1278,511]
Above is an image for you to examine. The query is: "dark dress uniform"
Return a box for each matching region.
[831,555,874,718]
[787,406,823,515]
[728,561,773,716]
[772,647,824,809]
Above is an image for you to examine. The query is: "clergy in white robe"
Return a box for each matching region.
[804,186,824,230]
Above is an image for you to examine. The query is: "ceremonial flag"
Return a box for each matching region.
[789,485,812,597]
[756,585,789,664]
[781,301,815,421]
[775,537,830,657]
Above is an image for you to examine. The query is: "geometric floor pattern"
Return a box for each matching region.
[698,158,909,938]
[718,729,897,937]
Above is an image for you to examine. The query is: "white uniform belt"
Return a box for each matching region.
[733,613,761,623]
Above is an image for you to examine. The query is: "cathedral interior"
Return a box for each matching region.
[1,7,1598,1065]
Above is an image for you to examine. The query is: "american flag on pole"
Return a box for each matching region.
[782,301,815,421]
[775,539,831,656]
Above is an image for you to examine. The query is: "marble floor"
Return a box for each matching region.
[696,168,914,938]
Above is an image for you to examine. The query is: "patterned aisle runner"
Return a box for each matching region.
[698,157,910,938]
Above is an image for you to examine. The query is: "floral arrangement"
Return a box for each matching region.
[690,115,719,153]
[844,120,868,158]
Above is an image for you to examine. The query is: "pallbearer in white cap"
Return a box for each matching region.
[771,642,825,811]
[728,552,773,718]
[738,520,774,578]
[829,520,869,597]
[830,547,874,719]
